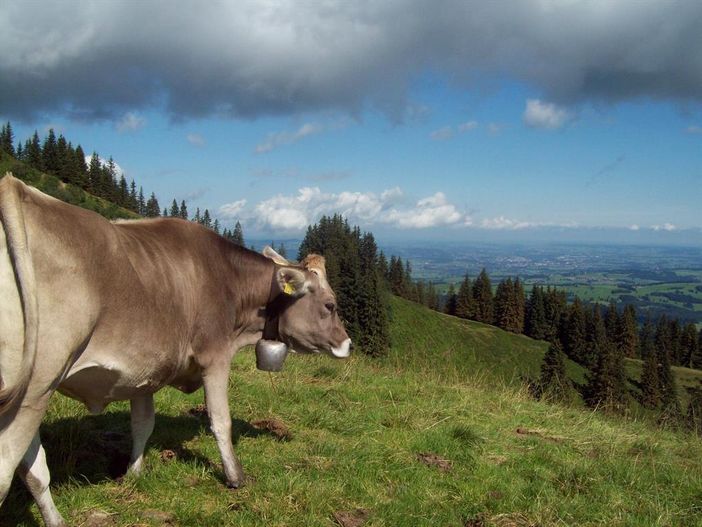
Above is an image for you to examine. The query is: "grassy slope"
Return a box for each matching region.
[0,152,139,220]
[5,298,702,526]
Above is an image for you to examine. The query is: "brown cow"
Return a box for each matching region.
[0,173,351,527]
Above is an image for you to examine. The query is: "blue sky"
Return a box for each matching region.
[1,1,701,244]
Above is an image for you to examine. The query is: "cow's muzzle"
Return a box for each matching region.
[331,338,352,358]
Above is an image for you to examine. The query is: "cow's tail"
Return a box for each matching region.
[0,173,38,415]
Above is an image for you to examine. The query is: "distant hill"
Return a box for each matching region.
[0,151,139,220]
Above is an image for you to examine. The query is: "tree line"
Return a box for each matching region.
[0,121,245,244]
[386,254,702,428]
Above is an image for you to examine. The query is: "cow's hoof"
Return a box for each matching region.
[226,479,243,490]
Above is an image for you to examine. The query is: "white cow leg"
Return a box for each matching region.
[202,367,244,488]
[127,394,155,475]
[0,401,48,507]
[16,433,66,527]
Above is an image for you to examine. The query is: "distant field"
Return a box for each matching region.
[5,297,702,526]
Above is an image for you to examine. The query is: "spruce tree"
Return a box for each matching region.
[1,121,15,156]
[619,304,638,358]
[179,200,189,220]
[680,323,699,368]
[585,304,627,411]
[540,342,572,402]
[145,192,160,217]
[656,316,681,421]
[640,317,660,409]
[472,268,493,324]
[563,297,588,365]
[455,274,473,319]
[525,286,547,340]
[232,221,244,246]
[169,199,180,217]
[27,130,43,170]
[444,283,457,316]
[42,128,59,175]
[513,277,526,333]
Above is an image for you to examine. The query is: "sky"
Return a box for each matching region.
[1,0,701,245]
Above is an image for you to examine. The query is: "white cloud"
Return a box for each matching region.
[686,125,702,135]
[487,122,505,135]
[115,112,146,133]
[186,133,205,147]
[240,186,468,232]
[218,199,247,219]
[523,99,573,130]
[458,120,478,132]
[480,216,533,230]
[255,123,324,154]
[383,192,463,228]
[430,126,454,141]
[652,223,676,231]
[629,224,640,231]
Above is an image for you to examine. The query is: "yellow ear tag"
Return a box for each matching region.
[283,282,295,295]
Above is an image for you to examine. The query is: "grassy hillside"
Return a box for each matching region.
[0,151,139,220]
[5,298,702,526]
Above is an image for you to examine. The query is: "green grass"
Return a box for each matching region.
[4,298,702,526]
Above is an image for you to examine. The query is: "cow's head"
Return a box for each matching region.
[262,246,352,358]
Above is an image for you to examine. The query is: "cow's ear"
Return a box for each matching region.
[263,246,290,265]
[277,267,309,297]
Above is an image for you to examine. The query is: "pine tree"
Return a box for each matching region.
[540,342,572,402]
[685,385,702,436]
[169,199,180,217]
[232,220,244,246]
[1,121,15,156]
[619,304,638,358]
[585,304,627,411]
[455,274,473,319]
[73,145,88,188]
[27,130,43,170]
[525,286,547,340]
[472,268,493,324]
[42,128,59,175]
[403,260,417,302]
[640,317,660,409]
[202,209,212,228]
[563,297,588,364]
[692,328,702,370]
[513,277,526,333]
[680,323,699,368]
[656,315,681,421]
[145,192,160,217]
[179,200,188,220]
[377,251,389,287]
[388,256,405,297]
[444,283,457,316]
[213,219,220,234]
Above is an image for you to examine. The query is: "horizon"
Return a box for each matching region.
[1,1,701,245]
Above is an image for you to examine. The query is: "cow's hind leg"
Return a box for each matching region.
[203,367,244,488]
[16,432,66,527]
[0,400,49,508]
[128,394,155,475]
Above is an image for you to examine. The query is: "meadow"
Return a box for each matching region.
[4,297,702,526]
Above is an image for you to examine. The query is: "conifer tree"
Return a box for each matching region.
[213,219,220,234]
[179,200,188,220]
[444,283,458,316]
[685,385,702,436]
[656,315,681,420]
[585,304,627,411]
[73,145,88,188]
[455,274,473,319]
[202,209,212,228]
[472,268,493,324]
[540,342,572,402]
[619,304,638,358]
[640,317,660,409]
[525,286,547,340]
[232,220,244,246]
[1,122,15,156]
[145,192,160,217]
[513,277,526,333]
[563,297,588,364]
[388,256,405,297]
[680,323,699,368]
[169,199,180,217]
[377,251,389,287]
[27,131,43,170]
[42,128,59,175]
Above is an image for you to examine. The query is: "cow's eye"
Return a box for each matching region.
[325,302,336,313]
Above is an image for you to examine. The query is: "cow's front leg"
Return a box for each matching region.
[202,366,244,488]
[128,394,155,475]
[17,433,66,527]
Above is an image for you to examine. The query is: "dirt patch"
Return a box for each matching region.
[251,418,292,441]
[464,517,485,527]
[142,509,176,525]
[187,403,208,418]
[416,452,452,472]
[515,427,565,443]
[333,508,370,527]
[82,510,116,527]
[160,449,177,462]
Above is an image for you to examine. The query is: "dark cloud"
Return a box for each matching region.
[2,1,702,123]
